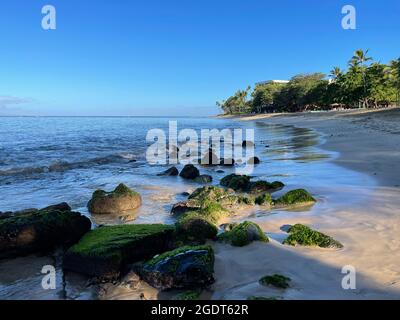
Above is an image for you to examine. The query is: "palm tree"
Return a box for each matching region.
[330,67,342,82]
[350,49,373,107]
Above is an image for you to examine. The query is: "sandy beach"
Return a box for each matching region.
[211,108,400,300]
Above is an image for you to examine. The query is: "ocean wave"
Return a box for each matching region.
[0,153,140,177]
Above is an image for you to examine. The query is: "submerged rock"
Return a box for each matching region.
[283,224,343,248]
[175,213,218,244]
[63,224,175,279]
[0,203,91,259]
[157,167,179,176]
[87,183,142,214]
[179,164,200,180]
[138,245,215,290]
[259,274,291,289]
[274,189,316,206]
[220,174,251,191]
[248,180,285,194]
[218,221,268,247]
[194,175,213,184]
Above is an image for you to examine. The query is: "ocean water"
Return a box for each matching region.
[0,116,375,299]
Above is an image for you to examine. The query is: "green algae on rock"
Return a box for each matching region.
[255,193,273,206]
[0,203,91,259]
[274,189,316,206]
[259,274,291,289]
[220,174,251,191]
[87,183,142,214]
[175,213,218,244]
[283,224,343,248]
[174,290,201,300]
[63,224,175,279]
[218,221,269,247]
[138,245,214,290]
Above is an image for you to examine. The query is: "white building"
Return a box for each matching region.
[255,80,289,86]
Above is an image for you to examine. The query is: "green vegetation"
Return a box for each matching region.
[175,213,218,243]
[174,290,201,300]
[247,296,281,300]
[283,224,343,248]
[275,189,316,206]
[220,174,251,191]
[218,51,400,114]
[92,183,139,199]
[145,245,214,268]
[67,224,175,260]
[218,221,269,247]
[259,274,291,289]
[255,193,273,206]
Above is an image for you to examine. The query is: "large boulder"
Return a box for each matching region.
[0,203,91,259]
[179,164,200,180]
[63,224,175,279]
[138,245,214,290]
[218,221,269,247]
[87,183,142,214]
[283,224,343,248]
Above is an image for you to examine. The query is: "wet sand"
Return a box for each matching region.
[212,108,400,300]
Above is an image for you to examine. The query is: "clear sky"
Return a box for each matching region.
[0,0,399,116]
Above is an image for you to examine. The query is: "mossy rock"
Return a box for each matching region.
[0,203,91,259]
[174,290,201,300]
[283,224,343,248]
[274,189,316,207]
[218,221,269,247]
[138,245,215,290]
[175,213,218,244]
[259,274,291,289]
[189,186,232,203]
[171,200,202,216]
[247,296,281,300]
[194,175,213,184]
[64,224,175,279]
[255,193,273,206]
[179,164,200,179]
[87,183,142,214]
[248,180,285,194]
[220,174,251,191]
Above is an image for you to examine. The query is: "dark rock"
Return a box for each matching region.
[157,167,179,176]
[176,214,218,244]
[138,245,215,290]
[64,224,175,279]
[179,164,200,180]
[242,140,255,148]
[219,158,235,166]
[0,203,91,259]
[200,149,219,166]
[171,200,201,215]
[220,174,251,191]
[218,221,268,247]
[194,175,213,184]
[247,157,260,165]
[216,170,225,173]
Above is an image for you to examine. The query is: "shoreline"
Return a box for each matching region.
[210,107,400,299]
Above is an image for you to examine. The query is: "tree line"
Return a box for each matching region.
[217,50,400,114]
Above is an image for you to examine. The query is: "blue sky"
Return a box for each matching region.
[0,0,399,116]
